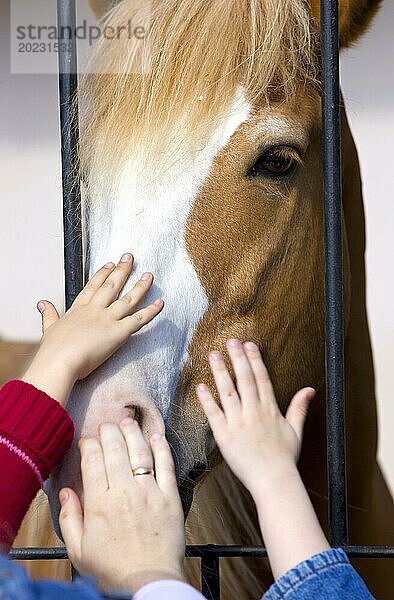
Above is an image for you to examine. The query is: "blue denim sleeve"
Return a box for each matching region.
[262,548,375,599]
[0,554,132,600]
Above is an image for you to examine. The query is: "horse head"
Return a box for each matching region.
[48,0,381,529]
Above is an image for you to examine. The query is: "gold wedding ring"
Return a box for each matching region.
[132,467,155,477]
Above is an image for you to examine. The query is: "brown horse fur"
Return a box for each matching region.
[309,0,383,47]
[9,1,394,598]
[182,104,394,598]
[0,339,36,385]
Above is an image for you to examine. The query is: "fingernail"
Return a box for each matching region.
[244,341,258,351]
[151,433,163,443]
[228,338,241,348]
[197,383,209,392]
[59,490,69,505]
[104,262,115,269]
[209,351,222,361]
[37,301,45,313]
[153,298,163,307]
[140,272,151,281]
[120,253,132,263]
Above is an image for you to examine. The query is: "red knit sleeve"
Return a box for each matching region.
[0,379,74,551]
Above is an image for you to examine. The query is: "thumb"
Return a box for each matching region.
[37,300,60,333]
[59,488,83,564]
[285,387,315,442]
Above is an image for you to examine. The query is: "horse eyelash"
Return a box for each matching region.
[271,147,304,167]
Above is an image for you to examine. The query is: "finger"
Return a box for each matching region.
[119,419,155,484]
[73,262,116,306]
[208,351,241,419]
[243,342,277,409]
[119,299,164,335]
[150,433,178,497]
[37,300,60,333]
[285,387,315,441]
[79,437,108,506]
[99,423,135,487]
[109,272,154,320]
[90,253,134,307]
[196,383,227,433]
[226,339,259,410]
[58,488,83,564]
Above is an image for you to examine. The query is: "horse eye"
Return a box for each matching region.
[247,146,300,178]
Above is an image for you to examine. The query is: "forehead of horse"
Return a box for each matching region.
[183,88,322,306]
[183,89,321,235]
[244,90,321,147]
[176,89,325,425]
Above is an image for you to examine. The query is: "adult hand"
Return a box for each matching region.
[59,420,185,594]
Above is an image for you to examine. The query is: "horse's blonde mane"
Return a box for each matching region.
[79,0,318,199]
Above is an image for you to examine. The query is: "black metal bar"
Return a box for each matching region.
[71,565,79,580]
[10,545,394,561]
[188,545,394,559]
[57,0,83,309]
[10,547,68,559]
[320,0,348,546]
[201,555,220,600]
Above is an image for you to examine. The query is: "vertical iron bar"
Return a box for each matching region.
[57,0,83,309]
[71,565,79,581]
[320,0,348,546]
[201,556,220,600]
[57,2,82,574]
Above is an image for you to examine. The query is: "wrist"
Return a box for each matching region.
[22,356,76,407]
[248,462,301,504]
[121,566,185,594]
[250,466,330,580]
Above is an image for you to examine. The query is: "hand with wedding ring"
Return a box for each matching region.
[58,419,185,594]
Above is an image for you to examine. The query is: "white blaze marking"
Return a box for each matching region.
[82,92,251,422]
[252,115,308,149]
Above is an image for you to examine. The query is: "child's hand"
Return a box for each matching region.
[197,340,329,580]
[59,420,185,594]
[22,253,163,406]
[196,339,315,500]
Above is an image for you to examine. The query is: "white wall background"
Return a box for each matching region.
[1,1,393,492]
[340,1,394,494]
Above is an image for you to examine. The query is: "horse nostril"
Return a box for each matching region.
[124,404,143,427]
[124,404,135,419]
